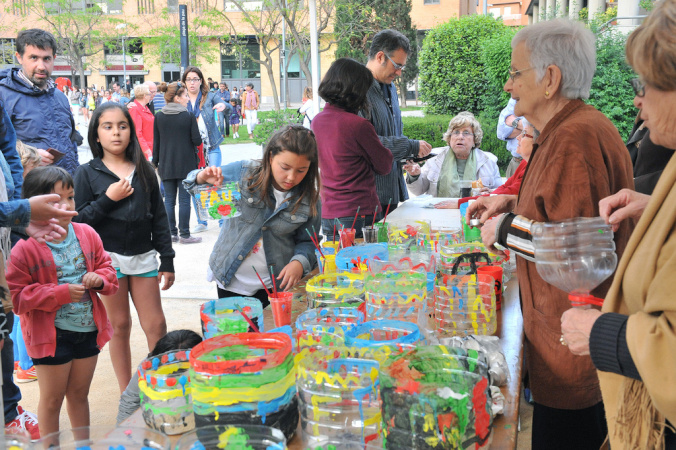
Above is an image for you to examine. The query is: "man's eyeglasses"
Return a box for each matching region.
[451,131,474,138]
[508,67,534,81]
[185,77,201,83]
[385,53,406,71]
[631,78,645,98]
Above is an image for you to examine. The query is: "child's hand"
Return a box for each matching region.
[69,284,85,302]
[277,260,303,291]
[157,272,175,291]
[106,179,134,202]
[196,166,223,186]
[82,272,104,290]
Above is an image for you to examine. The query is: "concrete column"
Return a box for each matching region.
[558,0,568,16]
[617,0,641,31]
[540,0,548,19]
[532,4,539,22]
[548,0,557,19]
[568,0,581,20]
[587,0,605,20]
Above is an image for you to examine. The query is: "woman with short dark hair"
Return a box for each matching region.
[313,58,393,239]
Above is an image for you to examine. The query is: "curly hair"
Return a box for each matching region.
[442,111,484,148]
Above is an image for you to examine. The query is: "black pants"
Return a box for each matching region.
[532,402,607,450]
[217,287,270,309]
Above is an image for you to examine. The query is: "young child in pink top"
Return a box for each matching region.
[6,166,118,443]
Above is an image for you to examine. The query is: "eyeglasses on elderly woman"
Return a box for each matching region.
[451,130,474,138]
[630,78,645,98]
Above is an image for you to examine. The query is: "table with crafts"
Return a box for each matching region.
[123,198,525,449]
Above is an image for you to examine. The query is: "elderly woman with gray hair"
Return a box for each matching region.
[404,111,501,199]
[466,19,634,449]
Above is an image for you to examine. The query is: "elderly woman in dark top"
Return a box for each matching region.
[466,19,634,449]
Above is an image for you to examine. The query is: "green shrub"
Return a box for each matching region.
[418,15,508,115]
[252,109,303,145]
[477,112,511,174]
[479,28,517,123]
[402,115,454,149]
[587,30,636,140]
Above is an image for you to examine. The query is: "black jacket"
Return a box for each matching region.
[626,119,675,195]
[73,158,175,273]
[152,109,201,180]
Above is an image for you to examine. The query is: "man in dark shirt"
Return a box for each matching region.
[363,30,431,214]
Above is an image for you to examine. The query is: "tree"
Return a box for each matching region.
[142,6,221,69]
[334,0,418,107]
[205,0,284,110]
[11,0,131,88]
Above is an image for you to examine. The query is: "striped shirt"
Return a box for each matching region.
[361,79,419,206]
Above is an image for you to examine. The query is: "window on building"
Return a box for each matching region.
[0,39,16,65]
[489,6,500,16]
[220,38,261,79]
[503,6,511,15]
[45,0,121,13]
[167,0,178,11]
[137,0,154,13]
[11,0,28,15]
[190,0,207,12]
[423,0,440,4]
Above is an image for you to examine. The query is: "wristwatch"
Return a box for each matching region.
[510,117,522,129]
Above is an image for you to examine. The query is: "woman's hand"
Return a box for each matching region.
[196,166,223,186]
[561,308,603,356]
[106,179,134,202]
[26,219,68,243]
[481,214,506,256]
[157,272,175,291]
[434,199,459,209]
[81,272,103,290]
[466,195,516,224]
[599,188,650,232]
[28,195,78,222]
[403,161,421,177]
[213,103,225,113]
[278,260,303,291]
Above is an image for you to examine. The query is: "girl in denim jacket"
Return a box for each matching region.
[184,125,320,307]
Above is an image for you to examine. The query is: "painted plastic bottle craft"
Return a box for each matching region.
[364,270,427,321]
[334,243,388,275]
[379,345,494,449]
[433,273,497,337]
[344,320,422,348]
[188,333,299,440]
[295,307,365,350]
[305,272,365,309]
[296,346,384,446]
[200,297,264,339]
[175,424,287,450]
[35,425,171,450]
[138,349,194,435]
[192,181,241,221]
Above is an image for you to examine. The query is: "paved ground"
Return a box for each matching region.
[18,113,533,448]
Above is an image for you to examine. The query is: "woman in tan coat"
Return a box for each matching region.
[561,1,676,448]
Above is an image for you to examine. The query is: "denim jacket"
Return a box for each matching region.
[183,160,320,288]
[198,91,225,151]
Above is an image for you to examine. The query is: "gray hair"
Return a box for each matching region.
[133,84,149,100]
[512,19,596,100]
[442,111,483,148]
[521,117,540,140]
[368,29,411,60]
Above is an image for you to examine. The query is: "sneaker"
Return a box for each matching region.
[16,366,37,383]
[5,406,40,441]
[179,236,202,244]
[191,223,208,234]
[13,361,18,373]
[171,235,179,243]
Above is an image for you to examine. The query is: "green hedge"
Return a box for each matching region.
[419,15,507,115]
